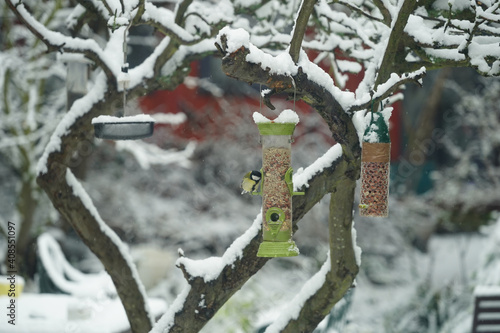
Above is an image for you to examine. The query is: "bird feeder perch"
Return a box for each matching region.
[253,110,304,257]
[359,111,391,217]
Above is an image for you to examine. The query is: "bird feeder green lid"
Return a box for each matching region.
[253,109,299,136]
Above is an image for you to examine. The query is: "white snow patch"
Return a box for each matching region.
[253,109,299,124]
[150,284,191,333]
[264,252,332,333]
[293,144,343,189]
[65,169,153,326]
[297,49,355,110]
[352,110,368,144]
[115,141,195,169]
[253,112,272,124]
[107,16,130,27]
[176,256,225,282]
[217,28,356,111]
[474,285,500,297]
[36,72,108,175]
[246,45,297,76]
[37,233,116,297]
[142,3,195,42]
[216,27,250,54]
[352,222,362,266]
[151,112,187,125]
[91,114,156,124]
[176,214,262,282]
[337,60,363,74]
[0,294,166,333]
[274,109,299,124]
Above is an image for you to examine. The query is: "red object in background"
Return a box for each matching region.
[140,56,402,160]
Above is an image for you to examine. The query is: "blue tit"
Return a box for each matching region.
[241,170,262,194]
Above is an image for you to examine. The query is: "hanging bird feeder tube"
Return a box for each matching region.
[359,110,391,217]
[254,110,304,257]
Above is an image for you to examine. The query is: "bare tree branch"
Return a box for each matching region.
[372,0,392,25]
[375,0,418,86]
[289,0,317,63]
[174,0,193,26]
[348,67,426,112]
[133,0,146,23]
[335,0,384,23]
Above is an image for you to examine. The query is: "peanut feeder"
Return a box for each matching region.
[253,110,304,257]
[359,111,391,217]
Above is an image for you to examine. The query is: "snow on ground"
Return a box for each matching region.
[0,294,166,333]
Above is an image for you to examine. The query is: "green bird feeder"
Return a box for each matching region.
[253,109,304,257]
[359,111,391,217]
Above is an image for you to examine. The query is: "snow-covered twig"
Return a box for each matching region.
[6,1,116,81]
[115,141,196,169]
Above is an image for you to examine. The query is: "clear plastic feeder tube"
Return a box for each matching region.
[255,114,301,257]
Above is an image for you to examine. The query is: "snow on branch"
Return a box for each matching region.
[215,27,355,110]
[404,2,500,75]
[6,1,115,79]
[149,284,191,333]
[176,144,343,282]
[176,214,262,282]
[264,252,332,333]
[293,144,343,190]
[65,168,153,325]
[349,66,426,112]
[36,72,107,175]
[141,3,197,44]
[315,2,380,51]
[183,0,235,36]
[115,141,196,169]
[130,35,215,90]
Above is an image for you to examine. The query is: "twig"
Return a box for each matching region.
[289,0,317,63]
[374,0,418,87]
[175,0,193,26]
[336,0,384,23]
[6,0,115,82]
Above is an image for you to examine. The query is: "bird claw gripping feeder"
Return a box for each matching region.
[92,21,155,140]
[252,109,304,257]
[359,108,391,217]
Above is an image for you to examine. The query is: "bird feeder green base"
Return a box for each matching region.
[257,240,299,257]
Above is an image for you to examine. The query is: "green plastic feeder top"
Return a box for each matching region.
[363,111,390,143]
[253,109,299,136]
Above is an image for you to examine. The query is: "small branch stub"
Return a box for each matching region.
[253,110,301,257]
[359,112,390,217]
